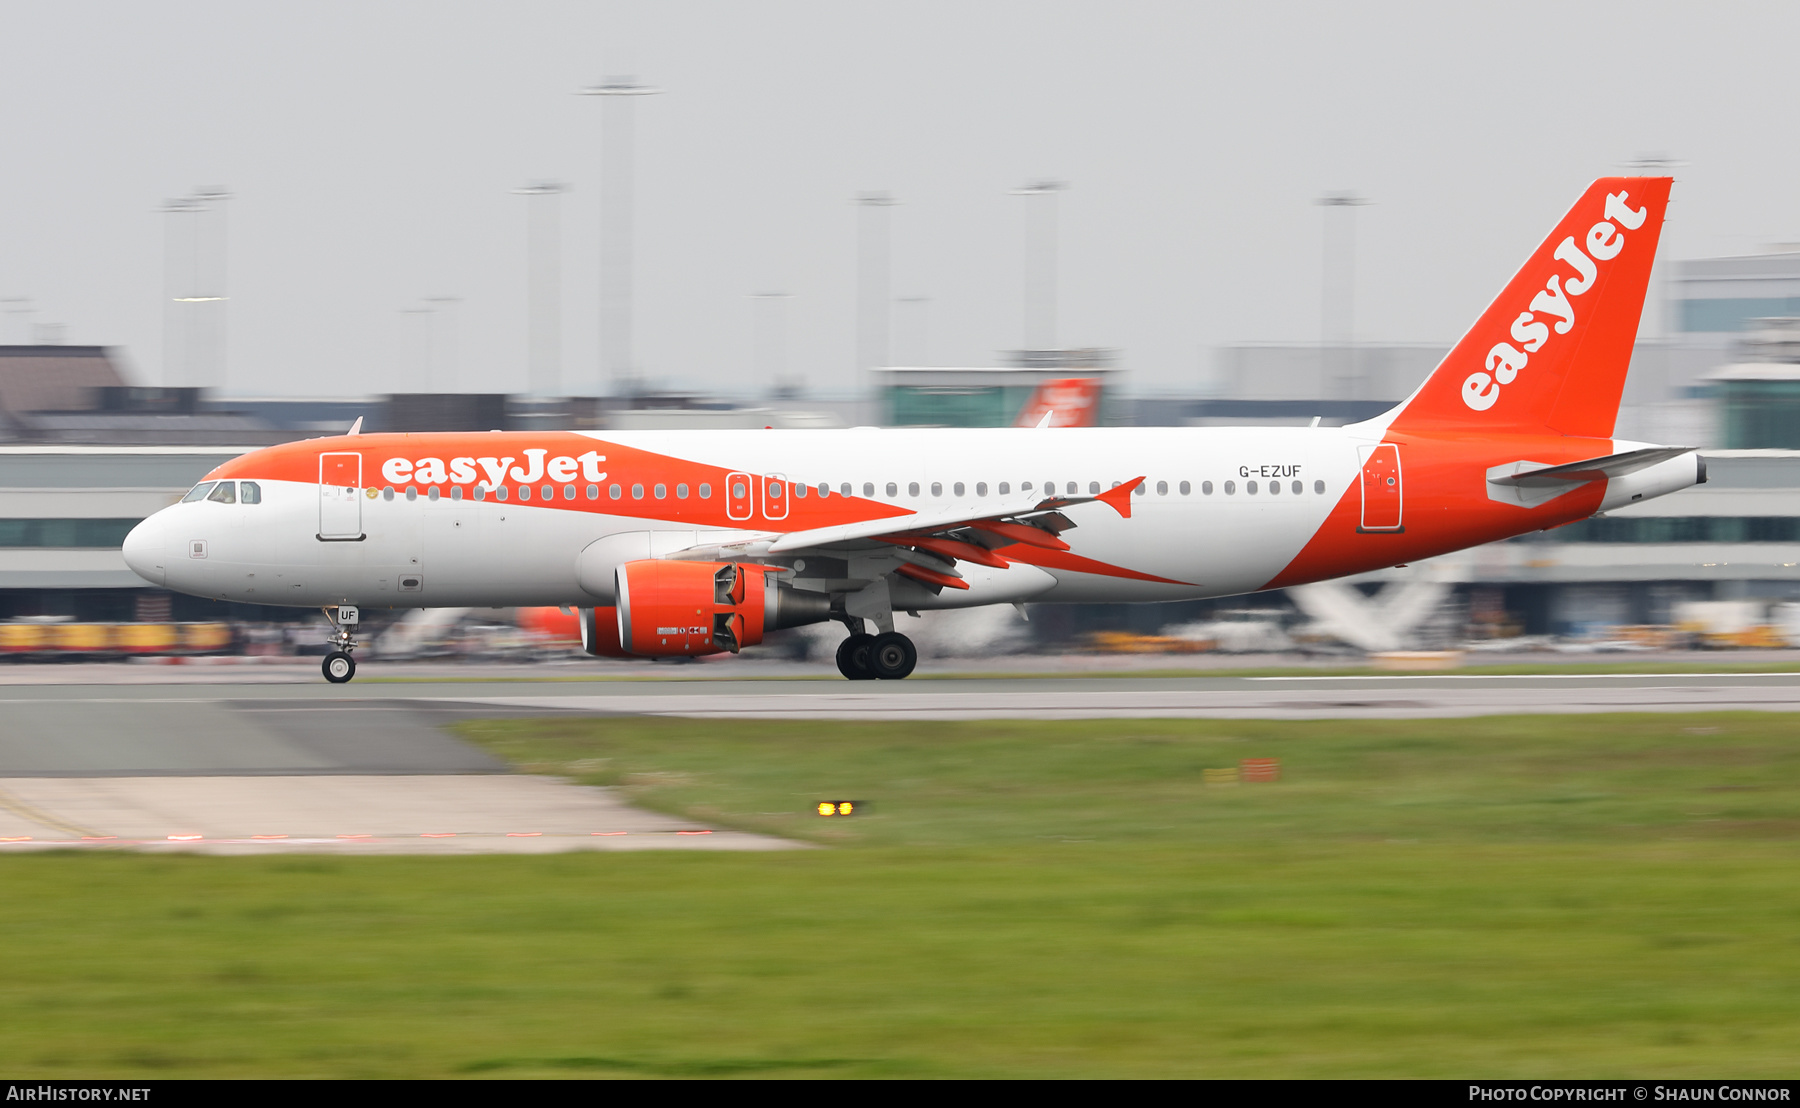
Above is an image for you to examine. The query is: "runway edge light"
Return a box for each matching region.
[816,801,862,817]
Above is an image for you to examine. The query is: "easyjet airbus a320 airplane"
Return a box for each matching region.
[123,177,1701,684]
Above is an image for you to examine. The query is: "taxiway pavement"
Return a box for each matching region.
[4,665,1797,853]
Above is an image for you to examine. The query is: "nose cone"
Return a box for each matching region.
[122,515,167,586]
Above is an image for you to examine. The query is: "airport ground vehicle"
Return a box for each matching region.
[123,177,1701,683]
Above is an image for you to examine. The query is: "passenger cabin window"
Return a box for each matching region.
[954,482,965,497]
[205,482,235,504]
[1179,481,1190,496]
[930,482,942,497]
[976,482,987,497]
[1089,481,1100,494]
[999,482,1010,494]
[886,482,897,497]
[908,482,920,497]
[699,483,713,499]
[182,482,216,503]
[240,481,262,504]
[1156,481,1168,495]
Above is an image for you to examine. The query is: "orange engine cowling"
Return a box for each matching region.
[578,606,630,657]
[614,561,773,657]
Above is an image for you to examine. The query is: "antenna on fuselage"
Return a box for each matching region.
[347,416,363,436]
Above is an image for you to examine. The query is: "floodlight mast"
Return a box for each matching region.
[1010,180,1065,353]
[580,77,661,399]
[856,192,897,376]
[515,182,570,396]
[1316,191,1368,401]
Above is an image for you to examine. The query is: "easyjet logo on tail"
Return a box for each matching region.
[1461,190,1648,412]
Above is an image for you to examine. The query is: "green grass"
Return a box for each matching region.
[3,713,1799,1077]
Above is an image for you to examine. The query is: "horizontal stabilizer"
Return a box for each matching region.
[1489,446,1695,489]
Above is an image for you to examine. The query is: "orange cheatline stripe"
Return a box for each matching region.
[998,544,1193,586]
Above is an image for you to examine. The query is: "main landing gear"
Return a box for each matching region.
[835,630,917,681]
[322,605,361,684]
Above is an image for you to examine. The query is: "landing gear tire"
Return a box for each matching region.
[869,631,917,680]
[835,634,877,681]
[322,651,357,684]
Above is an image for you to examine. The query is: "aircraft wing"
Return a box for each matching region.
[1488,446,1695,488]
[765,477,1143,553]
[660,478,1143,591]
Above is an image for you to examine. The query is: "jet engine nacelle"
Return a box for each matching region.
[611,560,832,657]
[577,606,630,657]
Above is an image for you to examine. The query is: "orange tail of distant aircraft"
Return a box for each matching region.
[1013,377,1102,428]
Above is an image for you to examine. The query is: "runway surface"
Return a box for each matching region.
[4,663,1798,852]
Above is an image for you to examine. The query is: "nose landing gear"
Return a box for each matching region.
[323,651,356,683]
[835,629,916,680]
[322,605,360,684]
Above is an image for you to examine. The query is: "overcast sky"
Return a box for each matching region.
[3,1,1799,398]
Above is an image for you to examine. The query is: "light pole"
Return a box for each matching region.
[161,188,230,391]
[1011,179,1066,354]
[580,76,661,398]
[514,181,569,396]
[856,192,897,376]
[896,295,930,366]
[750,292,795,398]
[1317,191,1367,400]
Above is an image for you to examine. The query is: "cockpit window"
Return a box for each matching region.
[206,481,237,504]
[181,482,217,503]
[240,481,261,505]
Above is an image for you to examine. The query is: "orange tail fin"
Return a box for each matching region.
[1013,377,1102,428]
[1387,177,1671,439]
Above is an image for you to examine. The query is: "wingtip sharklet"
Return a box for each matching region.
[1097,477,1143,518]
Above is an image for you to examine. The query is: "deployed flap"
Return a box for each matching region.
[1489,446,1695,488]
